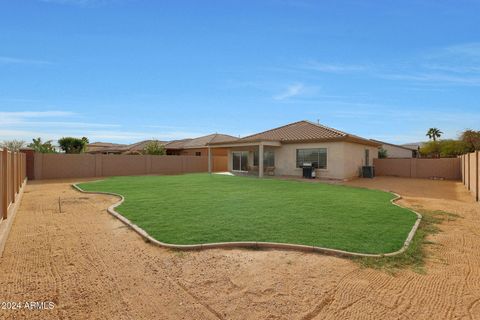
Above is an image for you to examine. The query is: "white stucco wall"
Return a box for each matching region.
[381,144,414,158]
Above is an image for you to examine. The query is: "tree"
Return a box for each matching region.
[378,148,388,159]
[0,139,25,151]
[28,137,57,153]
[420,140,469,158]
[426,128,443,141]
[420,141,441,158]
[58,137,89,154]
[460,129,480,152]
[143,140,165,155]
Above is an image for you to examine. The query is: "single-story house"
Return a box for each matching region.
[85,142,127,154]
[86,140,167,155]
[370,139,418,158]
[207,120,381,180]
[86,134,237,157]
[165,133,237,157]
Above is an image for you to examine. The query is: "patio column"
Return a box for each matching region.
[208,146,212,174]
[258,143,264,178]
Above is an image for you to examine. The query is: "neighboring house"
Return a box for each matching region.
[370,139,418,158]
[165,133,238,156]
[86,142,127,154]
[208,120,380,180]
[86,134,237,156]
[86,140,167,155]
[402,142,423,157]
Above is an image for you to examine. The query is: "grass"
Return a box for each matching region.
[357,210,458,272]
[77,173,418,254]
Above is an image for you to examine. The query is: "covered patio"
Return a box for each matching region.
[207,140,281,178]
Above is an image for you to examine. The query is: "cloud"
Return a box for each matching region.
[0,56,51,65]
[273,83,306,100]
[378,72,480,86]
[0,111,74,118]
[302,61,368,74]
[0,110,211,143]
[442,42,480,58]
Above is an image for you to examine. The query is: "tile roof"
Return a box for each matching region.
[209,121,380,147]
[165,134,237,149]
[86,140,166,154]
[370,139,417,151]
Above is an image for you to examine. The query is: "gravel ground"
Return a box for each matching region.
[0,177,478,319]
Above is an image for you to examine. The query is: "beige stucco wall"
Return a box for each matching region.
[343,142,379,179]
[381,144,413,158]
[227,142,378,180]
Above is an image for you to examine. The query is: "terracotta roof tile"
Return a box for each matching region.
[166,134,237,149]
[209,120,380,147]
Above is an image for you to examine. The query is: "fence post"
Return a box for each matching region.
[476,151,479,202]
[468,153,471,191]
[11,152,15,203]
[17,152,21,191]
[2,149,7,219]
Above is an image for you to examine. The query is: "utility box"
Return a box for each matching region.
[362,166,375,178]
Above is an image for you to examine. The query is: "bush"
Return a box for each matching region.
[28,138,57,153]
[420,140,469,158]
[378,148,388,159]
[0,140,25,151]
[143,140,165,155]
[58,137,89,154]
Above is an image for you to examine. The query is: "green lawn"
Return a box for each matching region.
[77,174,418,254]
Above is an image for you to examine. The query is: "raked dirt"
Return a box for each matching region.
[0,177,479,319]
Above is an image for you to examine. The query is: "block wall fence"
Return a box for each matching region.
[31,153,228,180]
[0,149,27,221]
[461,152,479,203]
[373,158,461,180]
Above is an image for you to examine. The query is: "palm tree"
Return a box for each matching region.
[426,128,443,141]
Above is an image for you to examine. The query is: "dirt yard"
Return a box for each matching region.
[0,177,479,319]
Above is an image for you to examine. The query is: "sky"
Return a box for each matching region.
[1,0,480,145]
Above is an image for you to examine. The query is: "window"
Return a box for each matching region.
[296,148,327,169]
[195,152,201,156]
[253,150,275,167]
[365,149,369,166]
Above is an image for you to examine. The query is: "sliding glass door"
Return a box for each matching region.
[232,151,248,171]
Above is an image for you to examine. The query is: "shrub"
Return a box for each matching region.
[0,140,25,151]
[378,148,388,159]
[28,138,57,153]
[58,137,89,153]
[143,140,165,155]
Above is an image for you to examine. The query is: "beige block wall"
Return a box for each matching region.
[33,153,212,179]
[374,158,461,180]
[381,144,413,158]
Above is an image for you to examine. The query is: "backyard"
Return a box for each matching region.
[77,173,418,254]
[0,177,478,319]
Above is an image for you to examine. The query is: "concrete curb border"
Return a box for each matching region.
[0,178,28,257]
[72,183,422,258]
